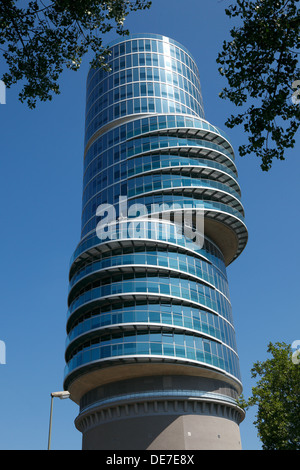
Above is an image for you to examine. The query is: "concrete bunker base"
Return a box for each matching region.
[77,400,243,450]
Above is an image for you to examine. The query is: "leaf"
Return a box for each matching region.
[217,0,300,170]
[0,0,152,107]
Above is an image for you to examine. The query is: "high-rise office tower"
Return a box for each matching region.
[64,34,248,450]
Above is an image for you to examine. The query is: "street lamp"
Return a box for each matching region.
[47,391,70,450]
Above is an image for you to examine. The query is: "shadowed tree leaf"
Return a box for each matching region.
[0,0,152,108]
[217,0,300,170]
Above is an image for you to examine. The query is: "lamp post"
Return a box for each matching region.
[47,391,70,450]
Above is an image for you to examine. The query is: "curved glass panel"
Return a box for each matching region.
[64,34,248,395]
[67,274,233,325]
[64,330,241,382]
[68,250,229,297]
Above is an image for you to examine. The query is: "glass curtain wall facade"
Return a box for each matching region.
[64,34,248,450]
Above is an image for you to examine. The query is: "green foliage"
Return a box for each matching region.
[217,0,300,170]
[243,342,300,450]
[0,0,152,108]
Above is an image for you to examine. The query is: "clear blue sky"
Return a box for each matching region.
[0,0,299,450]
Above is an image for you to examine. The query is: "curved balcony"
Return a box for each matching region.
[80,196,247,265]
[64,35,248,421]
[127,175,242,205]
[83,114,234,168]
[64,329,241,393]
[68,250,229,298]
[82,171,241,211]
[82,135,238,194]
[127,154,239,184]
[66,274,233,328]
[69,220,227,276]
[65,302,237,353]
